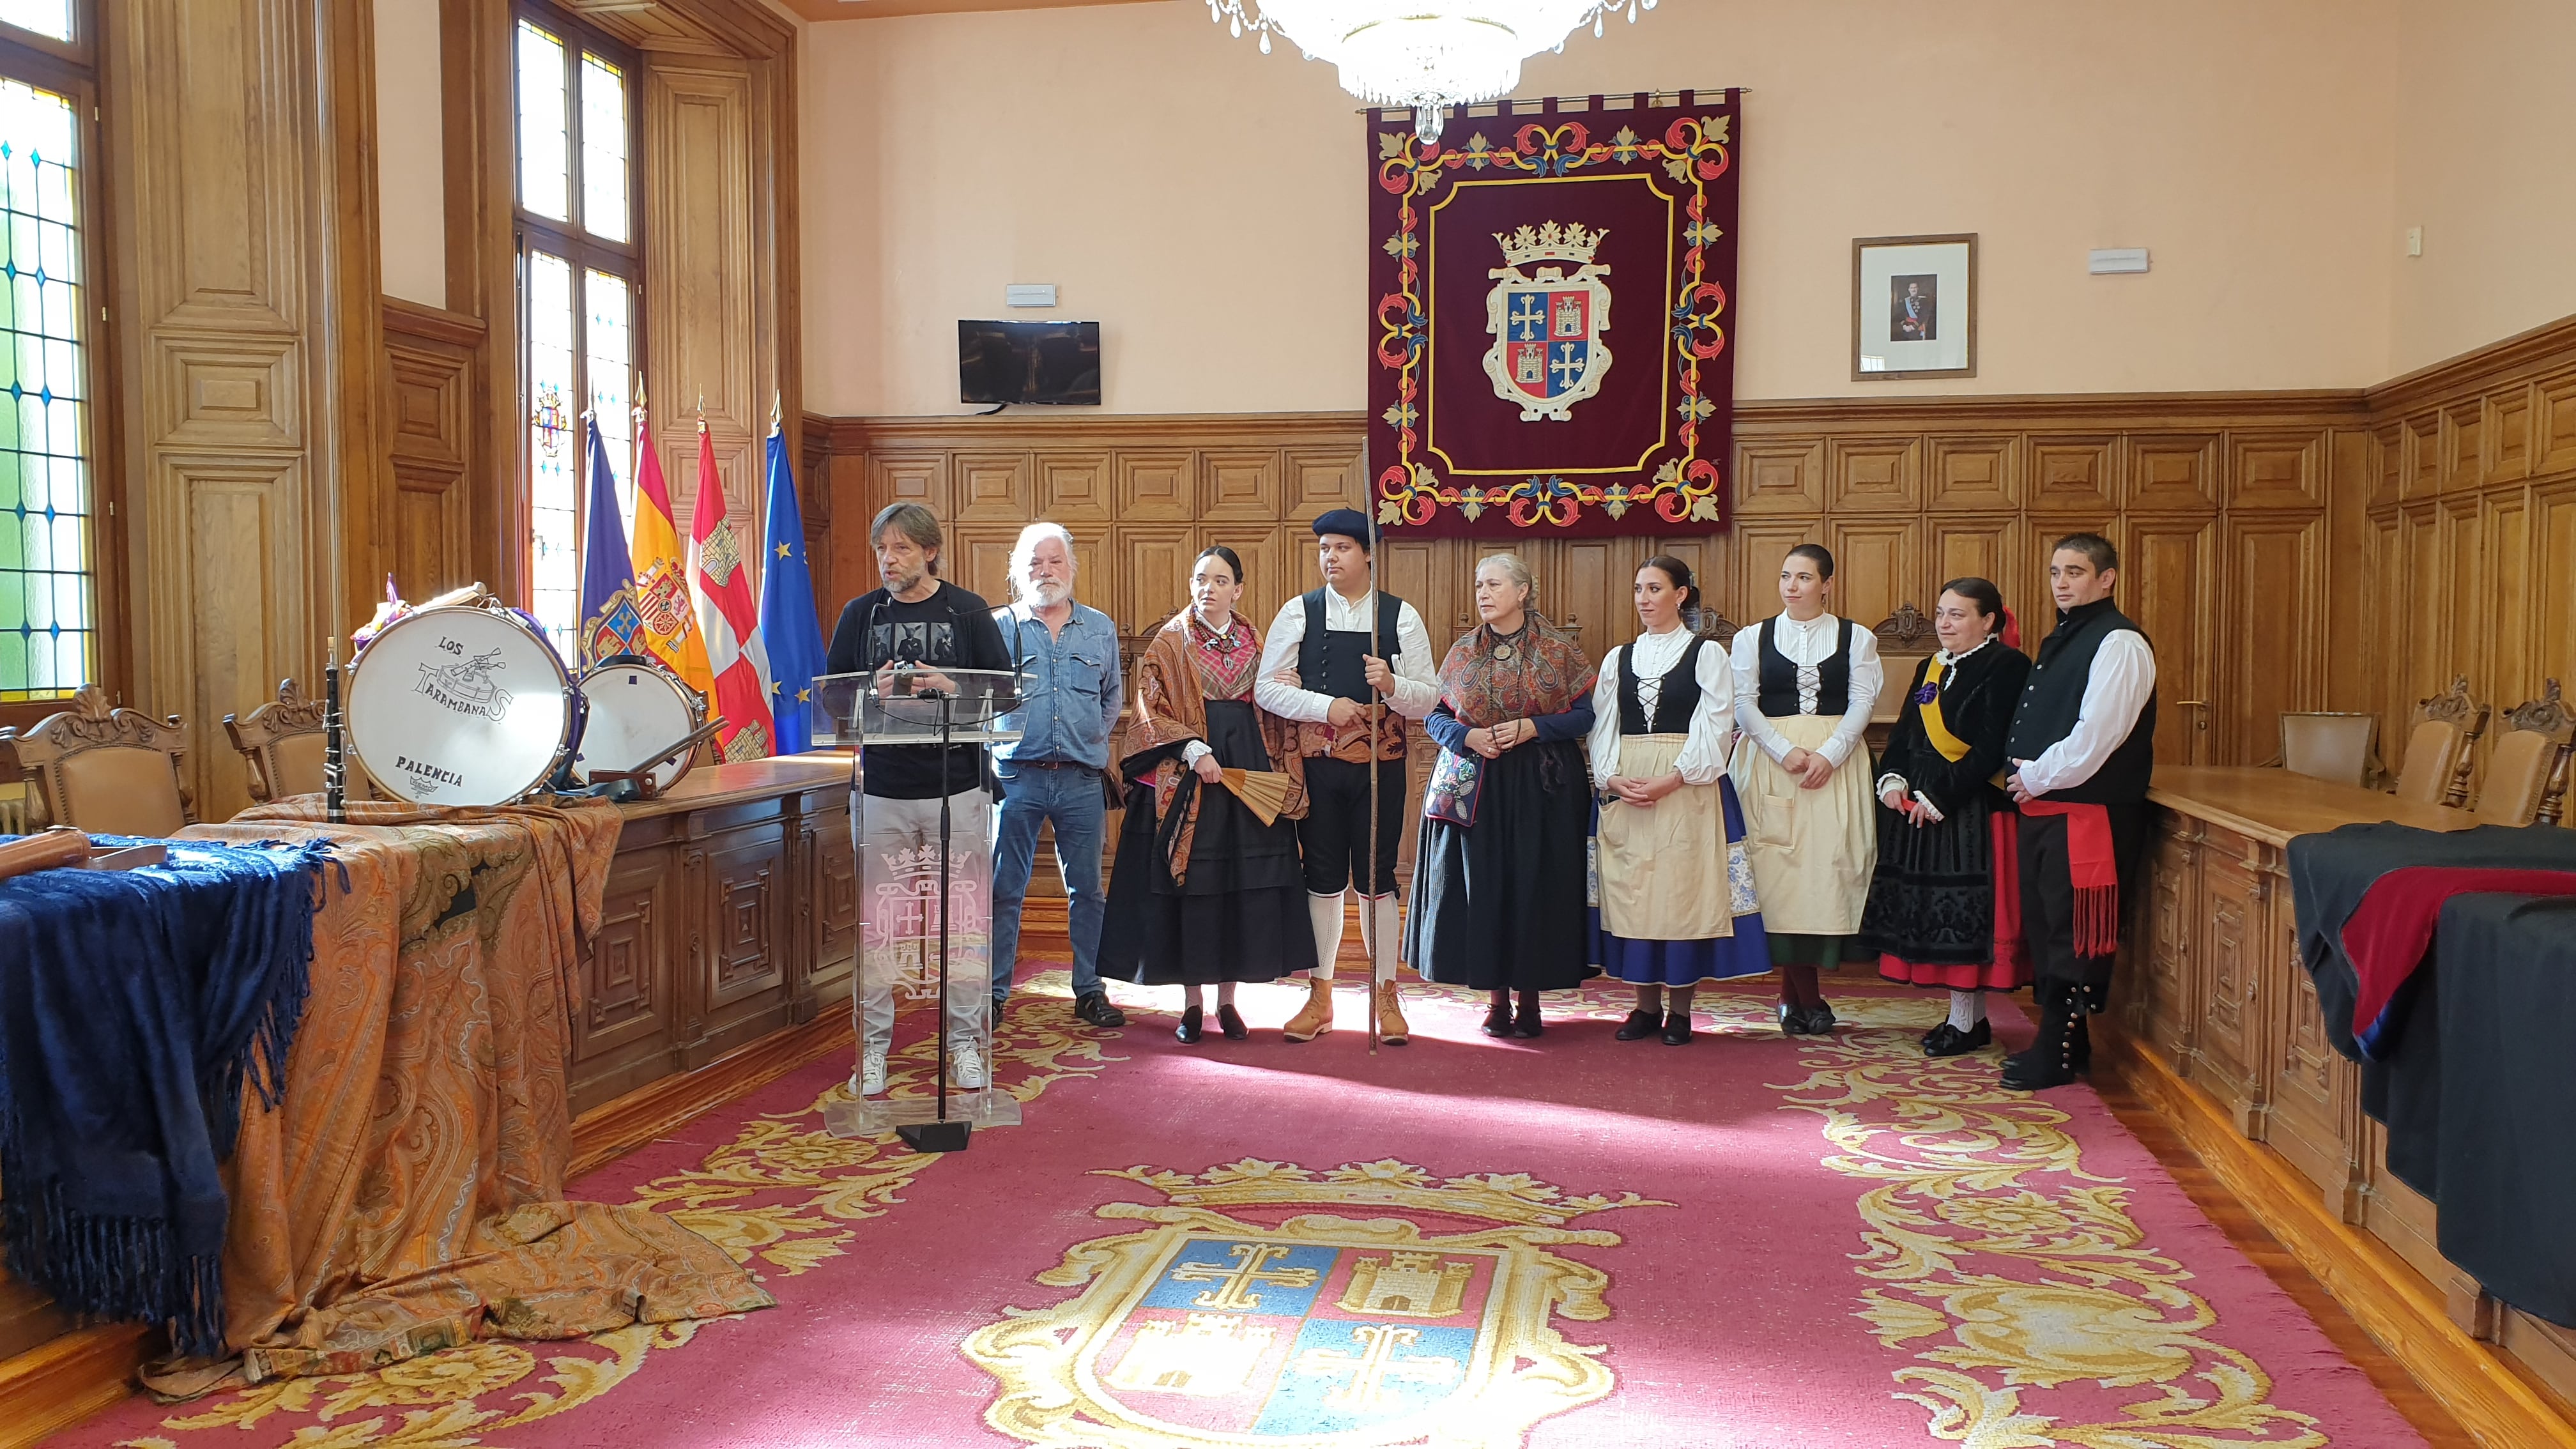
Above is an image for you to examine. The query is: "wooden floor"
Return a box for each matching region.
[2096,1079,2478,1447]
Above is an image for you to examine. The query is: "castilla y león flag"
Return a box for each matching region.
[689,424,775,760]
[1367,91,1742,539]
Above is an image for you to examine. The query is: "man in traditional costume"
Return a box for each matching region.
[1860,578,2033,1055]
[824,502,1015,1099]
[2002,532,2159,1091]
[1592,555,1769,1044]
[1409,552,1598,1038]
[1100,545,1315,1041]
[1256,509,1439,1044]
[1729,544,1883,1035]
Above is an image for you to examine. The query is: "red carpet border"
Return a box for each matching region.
[57,974,2426,1448]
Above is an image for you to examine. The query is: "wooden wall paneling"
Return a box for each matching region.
[1285,443,1364,521]
[2227,430,2326,510]
[1550,533,1637,657]
[445,0,523,609]
[320,0,392,636]
[2439,499,2486,703]
[2442,404,2485,494]
[2027,434,2118,510]
[1825,435,1924,513]
[1036,450,1112,522]
[1215,525,1295,638]
[2540,372,2576,476]
[1114,448,1193,520]
[953,451,1034,521]
[2489,384,2532,486]
[1927,516,2025,615]
[2536,482,2576,706]
[2399,504,2447,710]
[1731,437,1825,514]
[2221,512,2322,765]
[949,521,1024,608]
[2126,516,2214,765]
[2403,414,2441,500]
[1117,525,1200,638]
[2486,496,2531,710]
[2321,431,2379,714]
[1200,447,1285,522]
[2372,423,2405,509]
[381,302,486,601]
[2126,433,2221,512]
[1823,516,1922,629]
[1928,434,2020,511]
[1728,521,1820,625]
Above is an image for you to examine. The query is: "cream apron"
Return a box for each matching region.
[1595,734,1735,940]
[1729,713,1876,934]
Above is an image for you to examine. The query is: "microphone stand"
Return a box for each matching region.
[898,680,971,1154]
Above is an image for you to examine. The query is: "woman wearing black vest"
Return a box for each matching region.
[1858,578,2034,1055]
[1589,556,1770,1045]
[1729,544,1883,1035]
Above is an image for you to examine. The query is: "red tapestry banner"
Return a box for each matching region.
[1368,92,1741,539]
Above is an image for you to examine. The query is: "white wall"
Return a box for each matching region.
[376,0,446,307]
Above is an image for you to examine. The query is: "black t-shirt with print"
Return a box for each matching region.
[825,581,1012,799]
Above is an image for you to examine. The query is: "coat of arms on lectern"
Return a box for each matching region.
[1481,221,1613,423]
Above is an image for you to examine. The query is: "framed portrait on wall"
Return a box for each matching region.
[1852,234,1976,381]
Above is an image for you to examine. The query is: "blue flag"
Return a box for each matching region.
[576,415,645,667]
[758,423,827,754]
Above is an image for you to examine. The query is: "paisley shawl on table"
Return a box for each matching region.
[151,797,769,1394]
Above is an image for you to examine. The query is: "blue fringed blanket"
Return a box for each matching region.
[0,834,332,1357]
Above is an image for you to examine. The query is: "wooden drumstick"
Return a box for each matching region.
[0,827,91,883]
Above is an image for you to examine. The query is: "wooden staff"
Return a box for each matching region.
[1364,436,1379,1058]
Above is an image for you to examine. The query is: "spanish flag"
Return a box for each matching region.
[627,402,716,697]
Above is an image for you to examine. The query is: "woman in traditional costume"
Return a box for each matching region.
[1591,556,1770,1045]
[1099,546,1315,1042]
[1729,544,1883,1036]
[1859,578,2034,1055]
[1409,552,1599,1038]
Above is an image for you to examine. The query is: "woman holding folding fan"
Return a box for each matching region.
[1098,544,1316,1042]
[1407,551,1599,1038]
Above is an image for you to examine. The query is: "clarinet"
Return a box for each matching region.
[324,635,347,824]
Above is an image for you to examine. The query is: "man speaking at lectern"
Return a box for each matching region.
[825,502,1013,1101]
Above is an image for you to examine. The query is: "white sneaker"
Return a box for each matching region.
[856,1046,888,1097]
[949,1038,988,1089]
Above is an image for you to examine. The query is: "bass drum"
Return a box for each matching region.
[346,601,576,806]
[572,659,704,793]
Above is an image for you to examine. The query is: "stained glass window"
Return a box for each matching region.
[526,250,578,657]
[0,2,71,43]
[579,56,627,245]
[516,6,638,665]
[0,77,89,702]
[516,22,569,222]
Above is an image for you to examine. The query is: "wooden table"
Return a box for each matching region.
[571,756,857,1113]
[2118,767,2576,1441]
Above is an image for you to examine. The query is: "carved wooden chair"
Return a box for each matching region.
[224,677,330,804]
[2392,677,2487,808]
[2273,712,2380,787]
[1869,603,1940,726]
[2473,679,2575,827]
[1685,605,1740,647]
[0,684,194,836]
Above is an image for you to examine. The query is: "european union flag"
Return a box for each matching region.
[758,424,827,753]
[576,414,642,666]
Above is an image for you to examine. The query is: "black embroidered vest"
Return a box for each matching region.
[1617,634,1707,735]
[1755,616,1855,719]
[2004,598,2157,803]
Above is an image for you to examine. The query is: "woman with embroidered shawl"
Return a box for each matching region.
[1098,545,1315,1043]
[1859,577,2035,1056]
[1407,553,1599,1038]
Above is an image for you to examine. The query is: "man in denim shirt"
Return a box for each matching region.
[990,522,1128,1027]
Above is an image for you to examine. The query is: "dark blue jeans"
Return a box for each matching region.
[988,764,1107,1004]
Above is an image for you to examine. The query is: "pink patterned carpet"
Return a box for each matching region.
[58,974,2426,1448]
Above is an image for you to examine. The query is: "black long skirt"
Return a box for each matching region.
[1407,737,1596,992]
[1098,700,1316,986]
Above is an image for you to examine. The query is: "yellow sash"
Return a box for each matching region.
[1919,656,1972,762]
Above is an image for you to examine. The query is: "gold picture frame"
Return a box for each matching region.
[1852,233,1978,381]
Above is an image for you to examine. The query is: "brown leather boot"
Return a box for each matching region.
[1282,976,1335,1042]
[1374,981,1410,1045]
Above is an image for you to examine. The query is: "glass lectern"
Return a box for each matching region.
[811,666,1025,1149]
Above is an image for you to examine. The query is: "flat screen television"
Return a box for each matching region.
[958,319,1101,406]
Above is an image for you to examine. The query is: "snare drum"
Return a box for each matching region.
[346,601,577,806]
[573,658,705,793]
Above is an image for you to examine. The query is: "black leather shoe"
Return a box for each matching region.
[2000,1046,2077,1090]
[1216,1003,1248,1040]
[1512,990,1544,1038]
[1074,993,1127,1028]
[1776,1001,1802,1034]
[1176,1006,1204,1044]
[1482,993,1515,1038]
[1924,1019,1991,1057]
[1806,1002,1838,1034]
[1660,1010,1692,1045]
[1615,1009,1660,1041]
[2001,983,2080,1089]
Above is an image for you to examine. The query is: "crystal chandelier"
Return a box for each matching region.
[1205,0,1657,144]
